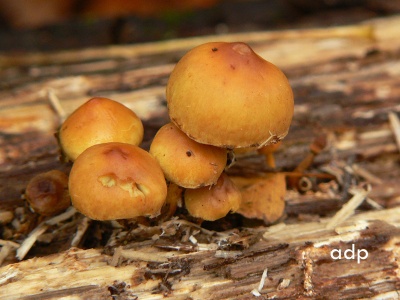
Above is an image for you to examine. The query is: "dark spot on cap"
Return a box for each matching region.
[37,180,55,194]
[212,47,218,52]
[186,150,192,157]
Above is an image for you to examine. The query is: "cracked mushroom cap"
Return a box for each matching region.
[149,122,227,188]
[59,97,144,161]
[166,42,294,149]
[184,173,242,221]
[69,142,167,220]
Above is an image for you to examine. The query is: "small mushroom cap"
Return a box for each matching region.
[166,42,294,149]
[69,142,167,220]
[59,97,144,161]
[231,173,286,224]
[149,122,227,188]
[25,170,70,216]
[184,173,242,221]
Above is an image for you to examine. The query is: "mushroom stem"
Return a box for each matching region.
[288,135,327,190]
[265,152,276,169]
[293,153,315,173]
[257,141,282,169]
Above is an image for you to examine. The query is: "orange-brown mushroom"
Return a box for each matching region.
[166,42,294,149]
[69,142,167,220]
[231,173,286,224]
[149,122,227,188]
[58,97,144,161]
[184,173,242,221]
[25,170,70,216]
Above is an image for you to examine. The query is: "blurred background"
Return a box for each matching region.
[0,0,399,52]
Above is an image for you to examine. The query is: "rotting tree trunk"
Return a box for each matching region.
[1,208,400,299]
[1,15,400,299]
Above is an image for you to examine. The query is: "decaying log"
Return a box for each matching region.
[1,207,399,299]
[1,14,400,299]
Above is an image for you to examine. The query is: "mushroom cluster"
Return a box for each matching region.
[26,41,293,225]
[163,41,294,222]
[59,97,167,220]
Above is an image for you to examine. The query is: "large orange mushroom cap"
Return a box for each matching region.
[59,97,144,161]
[166,42,294,149]
[69,142,167,220]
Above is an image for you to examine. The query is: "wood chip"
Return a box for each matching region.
[326,186,369,230]
[188,235,198,245]
[0,244,14,266]
[214,250,242,259]
[0,240,20,248]
[365,198,384,210]
[14,208,78,261]
[333,220,369,234]
[277,279,291,290]
[262,223,287,239]
[351,164,383,185]
[251,289,262,297]
[197,243,218,251]
[388,111,400,151]
[16,222,49,260]
[71,217,91,247]
[258,268,268,291]
[47,88,67,122]
[116,248,173,263]
[45,207,77,226]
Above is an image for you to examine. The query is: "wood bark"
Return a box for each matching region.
[1,15,400,299]
[1,208,399,299]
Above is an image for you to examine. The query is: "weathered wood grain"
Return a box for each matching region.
[1,207,399,299]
